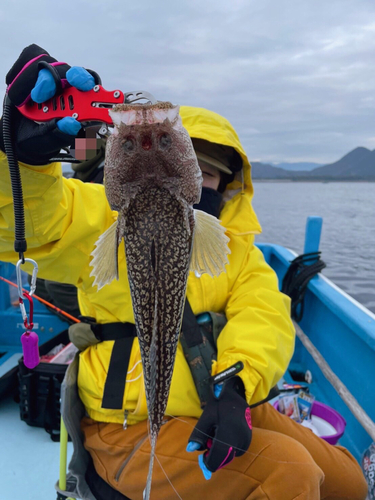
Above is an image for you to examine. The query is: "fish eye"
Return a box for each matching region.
[122,136,135,151]
[159,133,172,149]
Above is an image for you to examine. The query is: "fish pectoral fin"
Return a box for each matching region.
[190,209,231,278]
[90,220,119,289]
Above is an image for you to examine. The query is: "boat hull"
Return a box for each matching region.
[257,242,375,462]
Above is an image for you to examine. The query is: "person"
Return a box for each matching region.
[70,129,106,183]
[26,131,107,322]
[0,45,368,500]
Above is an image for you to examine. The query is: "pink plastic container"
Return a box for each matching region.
[273,400,346,445]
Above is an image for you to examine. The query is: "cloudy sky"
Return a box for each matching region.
[1,0,375,164]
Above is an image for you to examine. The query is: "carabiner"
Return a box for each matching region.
[16,258,39,299]
[19,291,34,330]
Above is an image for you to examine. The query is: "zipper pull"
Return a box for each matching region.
[123,409,129,430]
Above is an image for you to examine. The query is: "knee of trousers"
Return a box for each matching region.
[249,430,325,492]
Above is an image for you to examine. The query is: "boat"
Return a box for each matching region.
[0,216,374,499]
[257,216,375,462]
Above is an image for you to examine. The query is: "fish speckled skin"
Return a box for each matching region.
[125,186,191,439]
[104,102,202,498]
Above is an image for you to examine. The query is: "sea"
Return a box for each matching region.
[62,167,375,314]
[252,181,375,314]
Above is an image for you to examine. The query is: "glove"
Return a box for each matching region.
[187,376,252,479]
[6,43,100,106]
[1,44,100,165]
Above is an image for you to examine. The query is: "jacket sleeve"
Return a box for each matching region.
[214,236,295,406]
[0,151,114,286]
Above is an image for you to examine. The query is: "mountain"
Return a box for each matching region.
[251,162,299,179]
[272,162,321,171]
[251,147,375,180]
[306,147,375,179]
[251,162,309,179]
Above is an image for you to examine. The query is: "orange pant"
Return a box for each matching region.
[82,403,368,500]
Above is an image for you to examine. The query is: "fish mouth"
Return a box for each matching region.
[109,102,180,127]
[113,101,175,112]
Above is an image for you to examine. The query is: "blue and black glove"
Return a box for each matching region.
[1,44,100,165]
[187,376,252,479]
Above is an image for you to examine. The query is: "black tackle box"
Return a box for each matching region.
[18,329,70,441]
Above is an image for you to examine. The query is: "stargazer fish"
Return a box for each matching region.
[90,101,230,499]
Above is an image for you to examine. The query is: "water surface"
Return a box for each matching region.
[252,182,375,313]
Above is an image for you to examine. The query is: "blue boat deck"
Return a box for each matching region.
[0,394,73,500]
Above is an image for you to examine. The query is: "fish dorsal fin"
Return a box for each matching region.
[90,220,119,289]
[190,209,231,278]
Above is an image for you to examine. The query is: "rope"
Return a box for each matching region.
[293,320,375,442]
[282,252,326,321]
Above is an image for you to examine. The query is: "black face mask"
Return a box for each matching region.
[193,187,223,218]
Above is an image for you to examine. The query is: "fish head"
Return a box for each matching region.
[104,102,202,211]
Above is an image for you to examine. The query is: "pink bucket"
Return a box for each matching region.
[273,400,346,445]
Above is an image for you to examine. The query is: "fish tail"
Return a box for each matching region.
[143,433,157,500]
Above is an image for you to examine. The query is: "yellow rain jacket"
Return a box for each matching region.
[0,106,295,425]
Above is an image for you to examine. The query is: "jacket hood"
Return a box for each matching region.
[180,106,262,236]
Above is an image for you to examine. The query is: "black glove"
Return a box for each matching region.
[1,44,100,165]
[187,376,252,475]
[6,44,73,107]
[0,111,79,165]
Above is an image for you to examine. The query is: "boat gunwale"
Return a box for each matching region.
[256,242,375,351]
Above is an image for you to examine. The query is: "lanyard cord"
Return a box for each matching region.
[2,95,41,335]
[2,95,27,261]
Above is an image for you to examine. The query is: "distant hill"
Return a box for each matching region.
[251,147,375,180]
[272,162,321,171]
[251,162,295,179]
[306,147,375,179]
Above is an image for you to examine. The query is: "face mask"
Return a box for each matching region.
[193,187,223,218]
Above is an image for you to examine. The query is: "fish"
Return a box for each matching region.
[90,101,230,499]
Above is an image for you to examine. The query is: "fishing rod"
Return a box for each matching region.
[0,275,80,324]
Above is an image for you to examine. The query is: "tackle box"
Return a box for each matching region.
[18,329,71,441]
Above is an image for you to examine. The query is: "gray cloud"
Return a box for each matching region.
[1,0,375,163]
